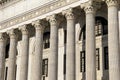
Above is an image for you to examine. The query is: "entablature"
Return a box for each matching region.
[0,0,109,31]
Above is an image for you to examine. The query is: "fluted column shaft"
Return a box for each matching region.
[7,30,17,80]
[64,9,75,80]
[0,33,5,80]
[19,25,29,80]
[32,20,44,80]
[107,1,120,80]
[85,5,96,80]
[48,15,58,80]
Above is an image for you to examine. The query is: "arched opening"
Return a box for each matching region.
[79,16,108,41]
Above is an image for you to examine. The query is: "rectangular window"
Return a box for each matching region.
[80,51,85,72]
[5,67,8,80]
[42,59,48,77]
[43,32,50,49]
[63,54,66,74]
[96,48,100,70]
[104,47,109,70]
[80,49,100,72]
[95,23,102,36]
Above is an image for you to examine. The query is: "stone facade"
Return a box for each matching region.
[0,0,120,80]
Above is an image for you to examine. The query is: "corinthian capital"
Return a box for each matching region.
[81,1,101,14]
[106,0,118,7]
[84,5,96,14]
[62,8,74,20]
[32,20,45,32]
[46,14,57,26]
[7,29,17,39]
[19,25,28,35]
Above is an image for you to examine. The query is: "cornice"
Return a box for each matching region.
[0,0,22,9]
[0,0,80,30]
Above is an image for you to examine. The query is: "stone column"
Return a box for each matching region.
[62,8,75,80]
[19,25,29,80]
[0,33,5,80]
[84,5,96,80]
[106,1,120,80]
[47,15,58,80]
[32,20,45,80]
[7,29,17,80]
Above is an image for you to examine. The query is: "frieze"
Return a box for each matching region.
[0,0,80,30]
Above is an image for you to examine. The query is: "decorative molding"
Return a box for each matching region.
[106,0,118,7]
[7,29,17,39]
[81,1,101,14]
[0,0,79,30]
[62,8,75,20]
[84,5,96,14]
[19,24,28,35]
[46,14,57,26]
[32,20,46,32]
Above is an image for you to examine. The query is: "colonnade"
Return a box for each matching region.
[0,0,119,80]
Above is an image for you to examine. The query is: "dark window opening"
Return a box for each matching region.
[95,20,102,36]
[96,48,100,70]
[5,44,10,59]
[43,32,50,49]
[80,48,100,72]
[104,47,109,70]
[80,51,85,72]
[95,17,108,36]
[42,59,48,77]
[103,25,108,35]
[63,54,66,74]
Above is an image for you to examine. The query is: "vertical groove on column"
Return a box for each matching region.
[63,8,75,80]
[7,29,17,80]
[47,15,58,80]
[107,1,120,80]
[32,20,44,80]
[19,25,29,80]
[84,5,96,80]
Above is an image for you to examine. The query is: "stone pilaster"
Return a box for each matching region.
[0,33,5,80]
[84,5,96,80]
[19,25,29,80]
[62,8,75,80]
[106,0,120,80]
[32,20,45,80]
[7,29,17,80]
[47,15,58,80]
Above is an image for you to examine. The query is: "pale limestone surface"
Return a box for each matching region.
[0,0,120,80]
